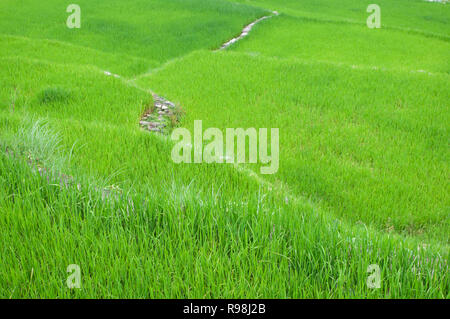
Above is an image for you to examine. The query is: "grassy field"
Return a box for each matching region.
[229,0,450,36]
[0,0,448,298]
[136,50,449,242]
[230,14,450,74]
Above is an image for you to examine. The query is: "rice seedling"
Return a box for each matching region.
[0,0,448,299]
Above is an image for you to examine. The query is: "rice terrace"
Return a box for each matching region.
[0,0,449,301]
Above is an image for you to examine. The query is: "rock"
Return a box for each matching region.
[140,94,180,134]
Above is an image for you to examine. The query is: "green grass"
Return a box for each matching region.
[0,0,267,64]
[136,50,449,243]
[0,34,157,77]
[0,119,448,298]
[230,15,450,74]
[0,0,448,298]
[229,0,450,37]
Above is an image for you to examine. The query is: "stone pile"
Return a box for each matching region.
[140,94,177,134]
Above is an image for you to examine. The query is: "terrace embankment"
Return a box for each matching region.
[217,11,279,51]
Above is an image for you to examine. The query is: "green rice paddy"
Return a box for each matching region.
[0,0,448,298]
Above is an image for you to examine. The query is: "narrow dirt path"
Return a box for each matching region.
[217,11,279,51]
